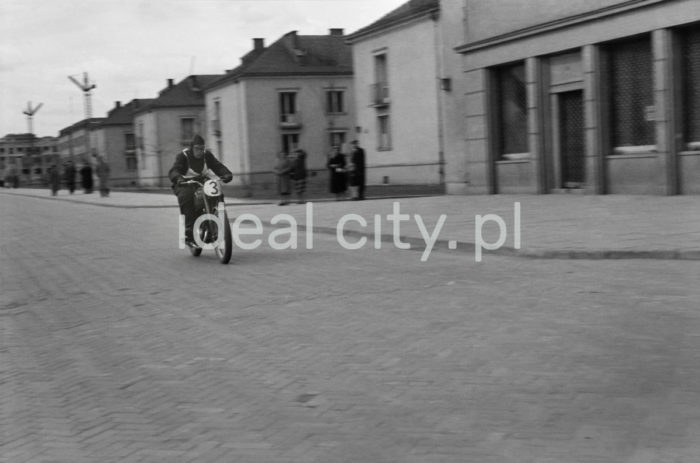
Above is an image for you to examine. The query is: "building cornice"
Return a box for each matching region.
[345,7,440,44]
[455,0,669,54]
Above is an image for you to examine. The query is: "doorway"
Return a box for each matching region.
[556,90,585,188]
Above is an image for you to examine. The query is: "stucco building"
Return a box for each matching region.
[1,133,59,186]
[203,29,354,192]
[91,99,151,187]
[454,0,700,195]
[346,0,466,187]
[134,75,223,187]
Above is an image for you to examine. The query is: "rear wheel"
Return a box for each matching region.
[215,211,232,264]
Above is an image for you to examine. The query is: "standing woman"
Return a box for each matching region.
[80,160,93,194]
[327,145,347,200]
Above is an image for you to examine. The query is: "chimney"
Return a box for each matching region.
[115,101,121,108]
[167,78,174,88]
[329,28,344,36]
[253,38,264,50]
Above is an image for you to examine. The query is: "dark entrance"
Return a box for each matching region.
[559,90,585,188]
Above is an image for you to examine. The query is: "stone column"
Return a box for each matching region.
[583,44,605,194]
[653,28,679,195]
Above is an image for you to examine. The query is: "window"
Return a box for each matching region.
[216,140,223,161]
[213,100,222,137]
[377,114,392,150]
[326,90,344,114]
[180,118,195,146]
[126,157,138,171]
[495,63,527,158]
[137,122,145,168]
[372,54,389,104]
[279,92,297,123]
[125,133,137,171]
[681,26,700,149]
[281,133,299,154]
[125,133,136,151]
[329,131,346,151]
[608,37,654,149]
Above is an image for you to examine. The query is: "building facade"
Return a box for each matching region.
[1,133,59,186]
[347,0,466,187]
[58,119,105,168]
[134,75,223,187]
[204,30,354,193]
[454,0,700,195]
[91,99,150,187]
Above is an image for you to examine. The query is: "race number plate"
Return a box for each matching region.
[203,179,221,197]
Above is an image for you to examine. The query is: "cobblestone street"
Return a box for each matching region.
[2,193,700,462]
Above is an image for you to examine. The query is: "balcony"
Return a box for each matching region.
[370,82,390,107]
[279,112,302,129]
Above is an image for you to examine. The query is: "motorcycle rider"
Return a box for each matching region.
[169,134,233,245]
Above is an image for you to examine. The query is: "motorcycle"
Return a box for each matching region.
[179,178,233,264]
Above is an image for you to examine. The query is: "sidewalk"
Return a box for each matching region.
[3,187,699,260]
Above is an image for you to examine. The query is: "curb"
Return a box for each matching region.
[6,191,698,261]
[272,224,700,261]
[0,190,272,208]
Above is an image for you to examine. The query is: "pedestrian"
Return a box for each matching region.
[327,145,347,201]
[291,148,307,204]
[80,160,93,194]
[64,160,76,194]
[273,151,292,205]
[95,155,111,197]
[48,164,60,196]
[349,140,366,200]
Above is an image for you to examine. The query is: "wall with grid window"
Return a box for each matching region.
[457,0,700,195]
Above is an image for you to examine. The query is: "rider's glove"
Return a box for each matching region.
[221,174,233,184]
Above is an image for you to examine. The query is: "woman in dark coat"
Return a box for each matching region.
[326,145,347,200]
[64,161,76,194]
[80,162,93,194]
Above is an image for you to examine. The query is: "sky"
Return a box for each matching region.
[0,0,407,137]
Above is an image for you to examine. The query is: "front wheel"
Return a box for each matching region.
[215,211,232,264]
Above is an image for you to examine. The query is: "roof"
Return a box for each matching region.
[137,75,224,113]
[102,99,154,125]
[207,31,352,90]
[58,118,106,136]
[345,0,440,42]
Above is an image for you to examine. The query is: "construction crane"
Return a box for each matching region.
[68,72,96,119]
[22,101,43,134]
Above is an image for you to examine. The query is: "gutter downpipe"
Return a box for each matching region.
[432,9,446,187]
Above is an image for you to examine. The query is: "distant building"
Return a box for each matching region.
[346,0,465,187]
[58,118,105,167]
[0,133,59,185]
[455,0,700,195]
[203,29,354,192]
[134,75,224,187]
[91,99,152,186]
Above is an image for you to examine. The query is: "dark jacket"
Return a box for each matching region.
[168,148,233,188]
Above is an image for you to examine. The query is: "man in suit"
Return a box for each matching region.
[349,140,366,200]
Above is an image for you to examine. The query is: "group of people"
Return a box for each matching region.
[273,148,309,205]
[273,140,366,204]
[46,156,111,197]
[327,140,365,201]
